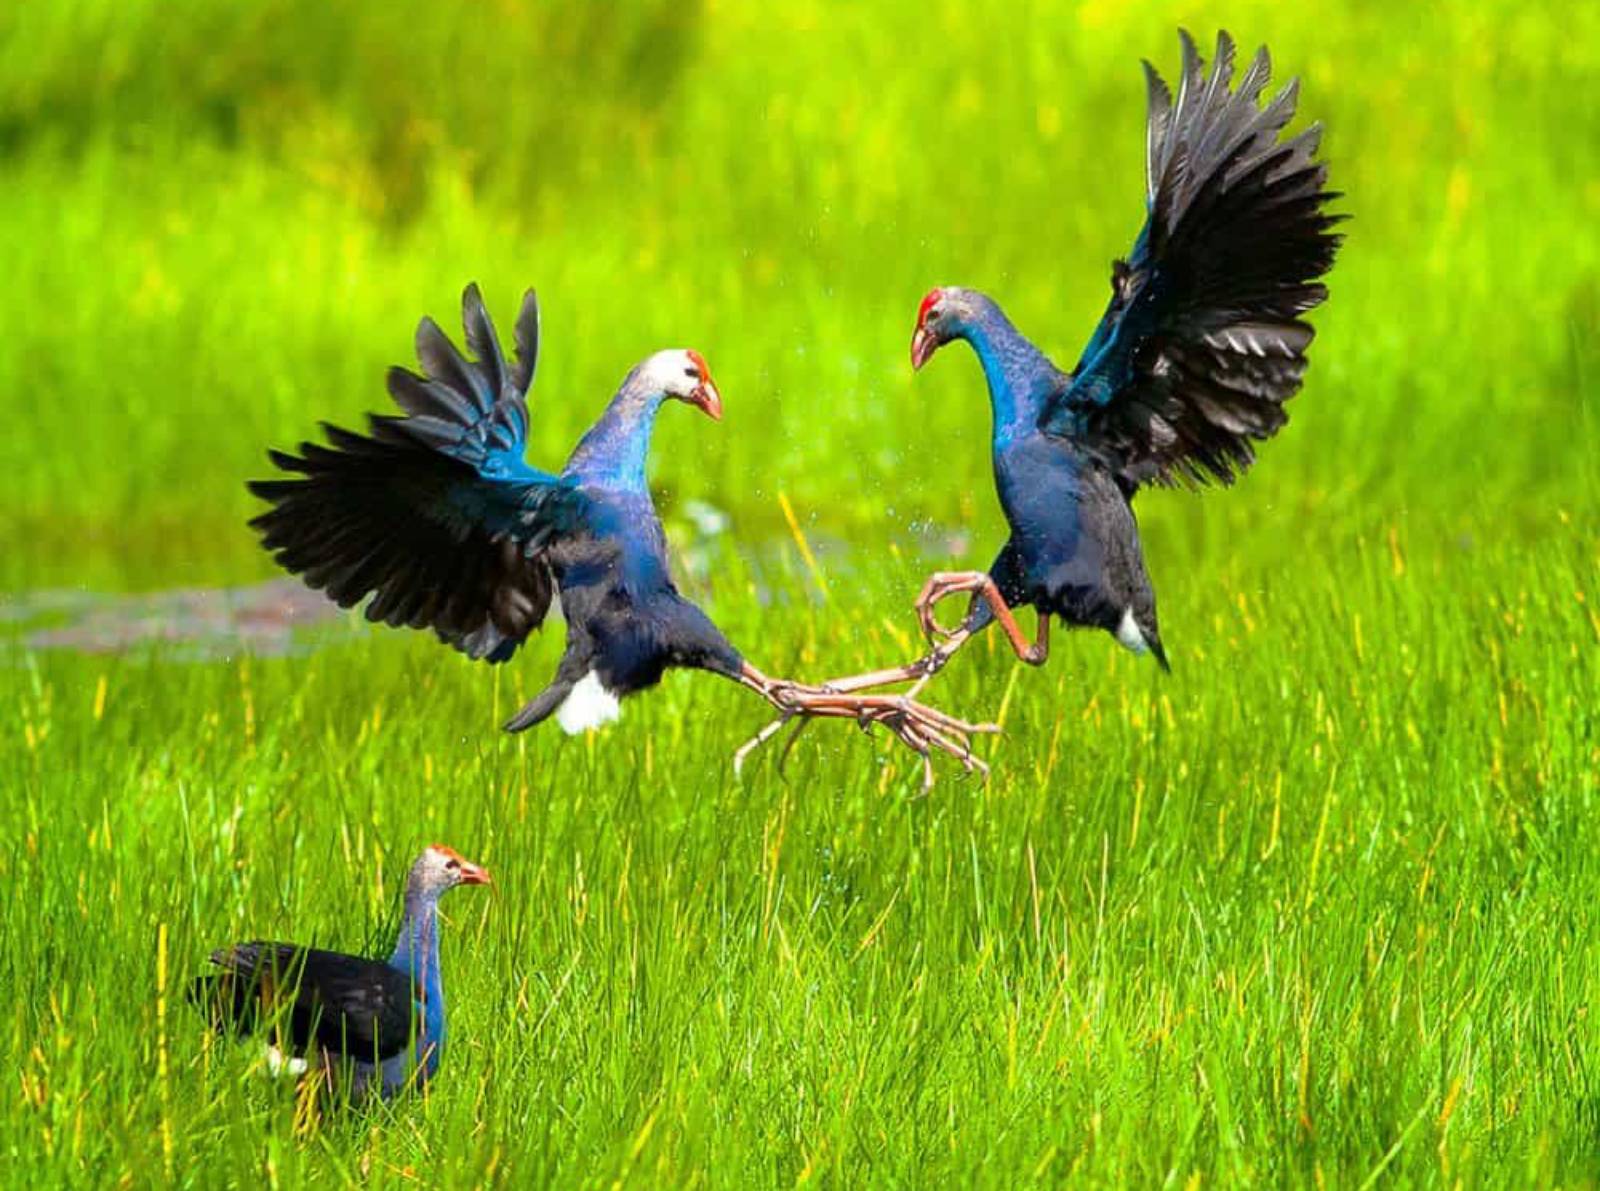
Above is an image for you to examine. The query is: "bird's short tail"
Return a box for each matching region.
[504,670,624,734]
[1115,608,1171,672]
[1150,637,1172,673]
[503,682,573,733]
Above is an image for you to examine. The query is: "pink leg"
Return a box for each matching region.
[914,571,1049,665]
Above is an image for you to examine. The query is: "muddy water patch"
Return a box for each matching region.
[3,580,351,660]
[2,522,971,660]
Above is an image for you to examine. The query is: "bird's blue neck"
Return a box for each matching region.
[564,390,666,492]
[956,303,1060,446]
[390,888,446,1047]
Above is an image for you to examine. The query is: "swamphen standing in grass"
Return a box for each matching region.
[190,844,490,1100]
[250,286,991,780]
[901,31,1342,683]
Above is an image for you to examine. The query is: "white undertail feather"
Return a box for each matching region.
[556,671,623,734]
[1115,608,1149,655]
[264,1045,308,1077]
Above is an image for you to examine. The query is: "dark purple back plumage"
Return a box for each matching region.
[190,942,416,1062]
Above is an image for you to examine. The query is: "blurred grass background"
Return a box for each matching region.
[2,0,1598,1185]
[3,0,1594,588]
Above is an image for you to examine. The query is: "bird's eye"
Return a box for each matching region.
[445,858,460,870]
[683,366,699,379]
[926,307,941,322]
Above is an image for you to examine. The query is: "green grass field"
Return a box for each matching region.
[3,0,1598,1184]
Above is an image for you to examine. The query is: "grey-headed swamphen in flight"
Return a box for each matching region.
[249,286,992,780]
[190,844,490,1099]
[898,31,1342,685]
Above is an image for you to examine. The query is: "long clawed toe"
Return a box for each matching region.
[734,680,997,787]
[845,694,994,786]
[914,571,978,645]
[915,592,953,644]
[917,607,959,645]
[878,700,990,784]
[732,714,793,777]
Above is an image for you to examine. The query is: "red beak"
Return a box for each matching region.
[693,377,723,421]
[910,325,936,370]
[458,860,492,886]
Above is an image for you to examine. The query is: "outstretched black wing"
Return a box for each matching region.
[1041,30,1343,489]
[189,942,415,1061]
[250,284,589,662]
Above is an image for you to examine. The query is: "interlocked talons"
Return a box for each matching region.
[915,571,983,644]
[734,664,996,790]
[729,567,1049,788]
[913,570,1050,669]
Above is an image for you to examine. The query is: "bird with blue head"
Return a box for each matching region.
[191,844,490,1101]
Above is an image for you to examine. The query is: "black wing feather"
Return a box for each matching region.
[1042,30,1344,489]
[189,942,415,1061]
[249,285,587,663]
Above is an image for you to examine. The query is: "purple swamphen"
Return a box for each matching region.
[899,30,1342,686]
[190,844,490,1100]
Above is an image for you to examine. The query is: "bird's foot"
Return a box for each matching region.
[735,680,997,789]
[914,571,986,645]
[765,678,838,708]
